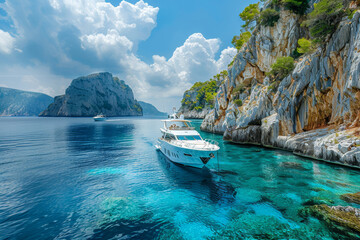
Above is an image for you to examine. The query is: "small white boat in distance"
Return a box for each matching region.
[93,114,106,122]
[156,115,220,168]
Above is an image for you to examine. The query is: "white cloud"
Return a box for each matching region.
[80,29,134,58]
[0,30,15,54]
[123,33,237,107]
[216,47,238,72]
[50,0,158,52]
[0,0,236,112]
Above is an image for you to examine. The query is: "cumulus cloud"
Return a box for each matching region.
[0,30,15,54]
[124,33,237,103]
[0,0,236,111]
[1,0,158,75]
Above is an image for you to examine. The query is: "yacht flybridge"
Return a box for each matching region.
[156,115,220,168]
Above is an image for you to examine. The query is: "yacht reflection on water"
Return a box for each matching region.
[155,151,236,204]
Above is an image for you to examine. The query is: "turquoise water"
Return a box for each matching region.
[0,117,359,239]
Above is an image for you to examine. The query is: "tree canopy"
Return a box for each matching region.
[232,31,252,50]
[304,0,344,42]
[240,3,260,31]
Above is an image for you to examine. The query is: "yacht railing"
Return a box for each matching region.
[163,139,219,150]
[167,126,195,130]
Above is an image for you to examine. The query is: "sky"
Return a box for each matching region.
[0,0,257,112]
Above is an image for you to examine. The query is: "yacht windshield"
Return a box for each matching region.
[166,121,192,129]
[177,135,202,140]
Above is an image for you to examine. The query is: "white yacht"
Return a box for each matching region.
[156,115,220,168]
[93,114,106,122]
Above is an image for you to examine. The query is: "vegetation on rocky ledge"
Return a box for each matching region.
[259,8,281,26]
[304,0,346,42]
[268,56,295,80]
[180,71,227,112]
[297,38,313,54]
[239,3,260,31]
[232,31,252,50]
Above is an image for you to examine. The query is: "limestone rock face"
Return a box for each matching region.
[179,108,212,119]
[0,87,53,116]
[200,10,360,168]
[201,10,301,134]
[40,72,142,117]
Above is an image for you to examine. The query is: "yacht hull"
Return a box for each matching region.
[94,117,106,122]
[158,139,218,168]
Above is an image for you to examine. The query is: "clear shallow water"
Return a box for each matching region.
[0,117,359,239]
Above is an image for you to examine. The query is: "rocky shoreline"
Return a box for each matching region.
[219,113,360,169]
[199,10,360,169]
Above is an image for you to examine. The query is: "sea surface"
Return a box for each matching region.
[0,117,360,239]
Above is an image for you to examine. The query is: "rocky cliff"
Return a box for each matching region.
[200,6,360,167]
[138,101,167,116]
[40,72,142,117]
[178,75,225,119]
[0,87,53,116]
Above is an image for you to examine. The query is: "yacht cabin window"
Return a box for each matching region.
[164,133,176,140]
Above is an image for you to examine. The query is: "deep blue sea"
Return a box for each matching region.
[0,117,360,239]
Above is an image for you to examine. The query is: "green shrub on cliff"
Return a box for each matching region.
[194,106,203,111]
[240,3,260,30]
[233,84,246,96]
[228,58,235,67]
[304,0,344,42]
[205,92,217,104]
[234,99,243,107]
[232,31,252,50]
[297,38,313,54]
[268,81,280,92]
[220,70,228,77]
[259,8,280,27]
[268,56,295,80]
[283,0,309,15]
[346,9,357,20]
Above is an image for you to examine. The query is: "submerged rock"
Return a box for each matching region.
[341,192,360,205]
[209,213,333,239]
[300,205,360,238]
[302,197,335,206]
[235,188,262,204]
[40,72,142,117]
[100,197,145,222]
[310,187,326,192]
[279,162,307,171]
